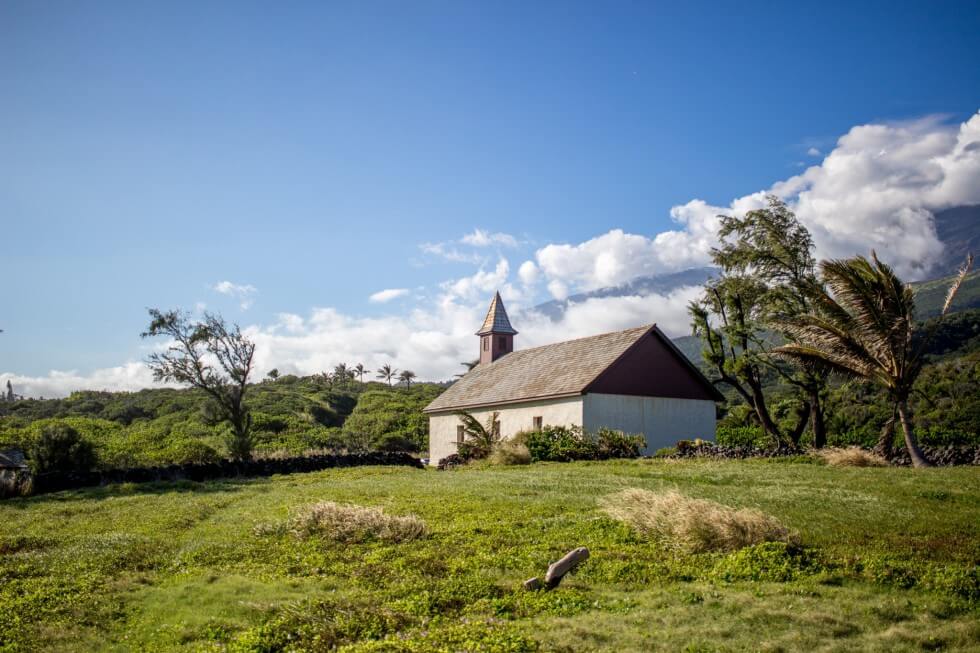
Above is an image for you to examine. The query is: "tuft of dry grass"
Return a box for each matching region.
[489,439,532,466]
[815,447,889,467]
[260,501,427,543]
[600,488,795,553]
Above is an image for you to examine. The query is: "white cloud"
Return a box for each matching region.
[419,242,485,264]
[518,260,539,286]
[0,363,164,400]
[212,280,258,310]
[807,147,821,157]
[460,229,519,248]
[369,288,410,303]
[7,112,978,397]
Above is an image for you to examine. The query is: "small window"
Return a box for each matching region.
[483,337,488,351]
[456,425,465,444]
[532,416,542,430]
[492,420,501,436]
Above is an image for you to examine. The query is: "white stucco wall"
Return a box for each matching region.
[427,395,583,463]
[582,393,716,453]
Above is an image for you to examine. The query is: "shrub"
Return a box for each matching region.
[600,488,795,553]
[522,425,596,462]
[166,439,222,465]
[712,541,822,582]
[716,426,767,448]
[595,427,645,459]
[815,447,889,467]
[27,423,98,474]
[270,501,427,543]
[489,439,532,465]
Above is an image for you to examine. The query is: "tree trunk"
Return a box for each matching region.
[809,390,826,449]
[788,401,811,448]
[896,401,932,468]
[875,411,895,458]
[747,377,782,447]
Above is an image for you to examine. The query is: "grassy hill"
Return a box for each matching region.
[1,459,977,651]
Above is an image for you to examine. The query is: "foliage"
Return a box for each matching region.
[518,425,644,462]
[1,460,979,651]
[774,252,974,466]
[715,425,768,448]
[142,309,257,461]
[600,488,795,553]
[455,411,501,460]
[26,423,98,475]
[342,386,442,452]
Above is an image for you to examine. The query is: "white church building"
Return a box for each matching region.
[424,292,721,463]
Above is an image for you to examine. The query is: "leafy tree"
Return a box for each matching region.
[774,253,973,467]
[142,309,257,461]
[334,363,352,389]
[454,410,500,460]
[27,422,98,474]
[267,368,280,381]
[376,364,398,387]
[398,369,417,389]
[711,196,830,447]
[690,197,824,448]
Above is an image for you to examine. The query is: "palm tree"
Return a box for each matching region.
[334,363,352,389]
[455,359,480,379]
[455,410,500,460]
[398,369,416,389]
[354,363,367,385]
[774,252,973,468]
[376,363,397,387]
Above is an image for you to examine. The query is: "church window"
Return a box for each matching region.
[456,425,465,444]
[533,416,542,430]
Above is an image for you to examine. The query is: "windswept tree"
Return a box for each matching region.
[266,368,280,381]
[354,363,367,385]
[376,363,398,387]
[710,196,830,447]
[398,369,417,389]
[774,253,973,467]
[455,359,479,379]
[455,410,500,460]
[142,309,256,461]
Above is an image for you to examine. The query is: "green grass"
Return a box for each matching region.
[1,460,979,652]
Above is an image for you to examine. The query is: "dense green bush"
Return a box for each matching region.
[715,426,768,448]
[26,423,98,474]
[518,425,643,462]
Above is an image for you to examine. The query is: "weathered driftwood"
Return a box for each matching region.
[544,547,590,589]
[523,577,543,591]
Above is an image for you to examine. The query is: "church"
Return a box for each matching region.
[424,292,722,463]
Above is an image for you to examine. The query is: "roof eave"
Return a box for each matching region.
[423,390,584,414]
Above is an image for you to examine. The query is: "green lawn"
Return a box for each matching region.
[1,459,978,652]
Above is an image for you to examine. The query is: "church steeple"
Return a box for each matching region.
[477,291,517,365]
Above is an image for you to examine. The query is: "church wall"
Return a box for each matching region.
[427,395,583,464]
[582,393,716,454]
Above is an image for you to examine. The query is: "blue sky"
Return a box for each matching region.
[2,1,979,394]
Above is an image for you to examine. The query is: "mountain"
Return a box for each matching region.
[530,267,716,321]
[931,205,980,277]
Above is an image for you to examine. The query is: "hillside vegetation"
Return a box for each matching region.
[0,378,445,468]
[0,460,977,651]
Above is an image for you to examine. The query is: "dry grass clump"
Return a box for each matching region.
[269,501,427,543]
[489,439,532,465]
[600,488,794,553]
[815,447,889,467]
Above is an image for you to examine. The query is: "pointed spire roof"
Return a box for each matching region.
[476,291,518,336]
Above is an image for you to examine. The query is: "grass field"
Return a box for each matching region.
[1,459,979,652]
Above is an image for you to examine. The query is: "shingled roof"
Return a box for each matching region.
[476,291,518,336]
[426,323,724,413]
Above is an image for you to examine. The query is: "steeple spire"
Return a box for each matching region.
[477,291,517,364]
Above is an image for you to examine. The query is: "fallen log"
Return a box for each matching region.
[544,546,590,589]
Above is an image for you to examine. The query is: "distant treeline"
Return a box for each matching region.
[0,376,444,469]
